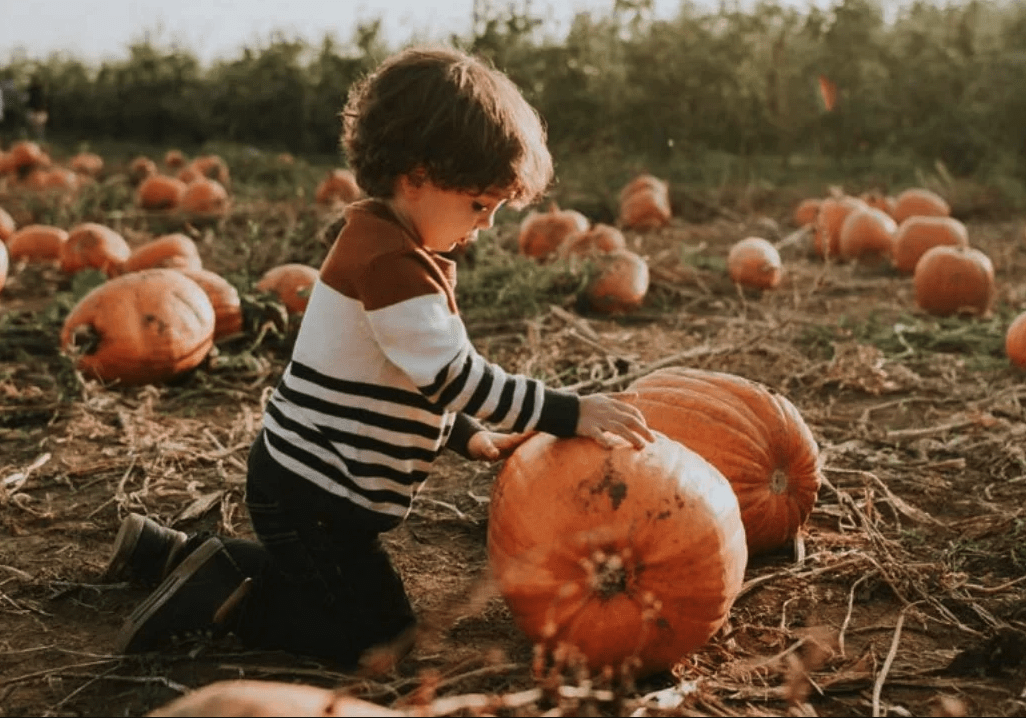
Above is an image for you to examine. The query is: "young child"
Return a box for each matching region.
[105,46,654,668]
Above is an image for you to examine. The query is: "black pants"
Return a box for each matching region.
[216,432,416,666]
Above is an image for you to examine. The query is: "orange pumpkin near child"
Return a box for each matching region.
[6,225,68,263]
[60,268,215,386]
[256,264,320,314]
[518,203,590,260]
[488,432,747,677]
[913,245,995,318]
[625,368,822,556]
[727,237,782,289]
[891,216,969,274]
[59,223,131,276]
[1006,311,1026,370]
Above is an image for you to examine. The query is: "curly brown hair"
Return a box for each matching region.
[340,46,553,208]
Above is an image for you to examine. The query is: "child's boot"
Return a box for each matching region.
[104,513,189,587]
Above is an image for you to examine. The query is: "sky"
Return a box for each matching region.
[0,0,824,67]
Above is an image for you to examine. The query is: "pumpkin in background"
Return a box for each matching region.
[792,198,821,227]
[584,248,649,313]
[164,150,186,170]
[618,180,672,230]
[488,432,746,677]
[180,178,230,216]
[0,207,15,243]
[618,174,668,204]
[625,368,822,556]
[190,155,231,187]
[913,245,994,317]
[60,223,131,276]
[137,175,188,211]
[0,240,8,294]
[129,156,158,184]
[837,207,898,262]
[122,234,203,274]
[891,215,969,274]
[558,223,627,259]
[518,203,590,260]
[177,166,203,185]
[860,191,897,218]
[813,195,867,259]
[892,187,950,224]
[6,225,68,263]
[69,152,104,177]
[315,169,362,206]
[60,268,215,386]
[147,679,402,717]
[176,268,243,341]
[1006,310,1026,370]
[727,236,782,290]
[256,263,320,314]
[30,167,80,194]
[8,141,48,173]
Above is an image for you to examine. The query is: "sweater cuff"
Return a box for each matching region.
[446,413,487,459]
[533,388,580,438]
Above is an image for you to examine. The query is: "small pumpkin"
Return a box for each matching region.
[164,150,186,170]
[558,223,627,259]
[892,187,950,224]
[518,203,590,260]
[1005,310,1026,370]
[122,234,203,274]
[60,268,215,386]
[913,245,994,317]
[190,154,231,187]
[129,156,157,184]
[727,236,782,290]
[625,368,822,556]
[488,432,746,677]
[584,248,649,313]
[60,223,131,276]
[69,152,104,177]
[315,169,362,206]
[0,207,15,243]
[148,679,403,717]
[618,174,669,204]
[813,195,867,259]
[180,178,230,216]
[838,207,898,262]
[176,268,243,341]
[618,185,672,230]
[891,216,969,274]
[792,198,821,227]
[137,175,188,211]
[256,263,320,314]
[6,224,68,263]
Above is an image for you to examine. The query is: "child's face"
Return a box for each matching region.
[392,177,508,253]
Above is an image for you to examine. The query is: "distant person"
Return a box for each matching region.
[26,75,48,140]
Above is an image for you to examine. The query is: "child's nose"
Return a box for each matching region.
[479,210,498,230]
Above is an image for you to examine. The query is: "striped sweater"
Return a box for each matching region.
[262,199,580,531]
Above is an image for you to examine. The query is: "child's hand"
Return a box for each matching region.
[467,430,537,461]
[577,392,655,449]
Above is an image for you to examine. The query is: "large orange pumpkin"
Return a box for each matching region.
[148,679,402,717]
[892,187,950,224]
[727,236,782,289]
[792,198,821,227]
[837,207,898,262]
[1006,311,1026,370]
[913,245,994,317]
[0,207,15,243]
[6,225,68,263]
[60,268,215,386]
[814,196,867,259]
[488,432,746,677]
[625,368,822,555]
[137,175,188,211]
[584,249,649,313]
[315,169,362,206]
[122,234,203,274]
[176,268,243,341]
[518,204,590,260]
[60,223,131,276]
[180,178,230,216]
[256,264,320,314]
[891,216,969,274]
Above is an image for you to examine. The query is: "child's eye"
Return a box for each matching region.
[471,201,488,213]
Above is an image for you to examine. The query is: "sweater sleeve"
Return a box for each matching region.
[356,253,579,438]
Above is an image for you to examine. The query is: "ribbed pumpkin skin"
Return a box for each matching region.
[488,432,747,677]
[256,263,320,314]
[6,225,68,262]
[176,268,243,340]
[624,368,822,556]
[122,234,203,274]
[892,216,969,274]
[727,236,782,289]
[60,223,131,276]
[60,269,215,386]
[913,245,994,317]
[1006,311,1026,370]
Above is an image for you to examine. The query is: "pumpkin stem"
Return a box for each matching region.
[769,468,789,495]
[588,550,629,600]
[69,324,102,356]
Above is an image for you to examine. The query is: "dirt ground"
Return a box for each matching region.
[1,189,1025,717]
